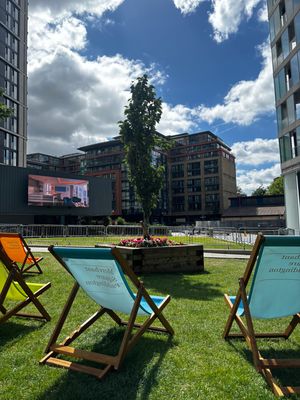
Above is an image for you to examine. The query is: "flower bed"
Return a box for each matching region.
[118,237,182,248]
[97,237,204,274]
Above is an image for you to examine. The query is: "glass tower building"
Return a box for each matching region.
[0,0,27,167]
[268,0,300,232]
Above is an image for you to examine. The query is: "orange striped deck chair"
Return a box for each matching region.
[0,233,43,274]
[0,246,51,324]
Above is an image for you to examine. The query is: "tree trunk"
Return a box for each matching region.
[141,213,151,239]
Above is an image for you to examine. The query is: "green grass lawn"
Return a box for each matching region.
[1,255,298,400]
[25,236,252,250]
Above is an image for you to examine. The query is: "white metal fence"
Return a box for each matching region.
[0,224,292,249]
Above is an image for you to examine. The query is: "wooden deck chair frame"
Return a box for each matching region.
[40,246,174,380]
[0,232,43,274]
[223,234,300,397]
[0,247,51,324]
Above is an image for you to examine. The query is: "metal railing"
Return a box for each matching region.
[0,224,292,249]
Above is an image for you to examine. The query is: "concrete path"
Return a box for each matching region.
[31,246,250,259]
[204,252,249,259]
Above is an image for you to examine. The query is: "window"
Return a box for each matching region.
[205,193,220,211]
[171,164,184,178]
[287,94,295,123]
[267,0,276,14]
[282,28,289,59]
[291,52,300,87]
[295,11,300,44]
[280,132,293,161]
[187,162,200,176]
[204,159,218,174]
[172,196,185,212]
[294,89,300,119]
[187,179,201,192]
[204,176,219,191]
[270,6,281,41]
[277,102,289,132]
[286,0,294,20]
[171,180,184,194]
[188,195,201,211]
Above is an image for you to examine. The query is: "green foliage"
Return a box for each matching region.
[103,215,112,226]
[116,216,126,225]
[119,75,167,235]
[251,177,284,197]
[267,176,284,195]
[0,88,12,120]
[251,185,267,196]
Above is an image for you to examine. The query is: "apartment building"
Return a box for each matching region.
[167,131,236,224]
[78,138,168,221]
[27,152,83,174]
[0,0,27,167]
[28,131,237,224]
[268,0,300,232]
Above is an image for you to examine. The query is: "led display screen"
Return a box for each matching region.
[28,175,89,208]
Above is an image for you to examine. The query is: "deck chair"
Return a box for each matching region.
[0,232,43,274]
[0,246,51,324]
[223,234,300,397]
[40,246,174,379]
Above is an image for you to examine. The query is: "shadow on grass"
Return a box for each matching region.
[227,339,300,389]
[37,326,174,400]
[0,320,42,350]
[141,273,222,301]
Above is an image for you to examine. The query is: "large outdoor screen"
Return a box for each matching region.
[28,175,89,208]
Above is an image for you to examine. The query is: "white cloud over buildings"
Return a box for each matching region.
[231,138,281,194]
[231,138,280,166]
[27,0,278,194]
[236,164,282,194]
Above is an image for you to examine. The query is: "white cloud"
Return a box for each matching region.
[27,0,274,158]
[231,138,280,166]
[257,2,268,23]
[29,0,125,19]
[232,138,281,195]
[172,0,265,42]
[237,164,281,195]
[28,47,153,155]
[28,13,87,72]
[197,42,274,126]
[172,0,205,15]
[158,103,198,136]
[27,1,196,155]
[209,0,262,42]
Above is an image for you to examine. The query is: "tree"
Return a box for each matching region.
[119,75,167,239]
[236,186,247,197]
[251,185,267,196]
[267,176,284,195]
[0,88,12,120]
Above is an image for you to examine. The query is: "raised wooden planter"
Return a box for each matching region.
[97,244,204,274]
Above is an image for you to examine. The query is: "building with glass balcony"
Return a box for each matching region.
[0,0,27,167]
[268,0,300,232]
[167,131,236,224]
[28,131,237,224]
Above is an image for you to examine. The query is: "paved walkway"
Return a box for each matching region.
[31,246,250,259]
[204,252,249,259]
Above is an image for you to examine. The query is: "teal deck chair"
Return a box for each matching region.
[40,246,174,379]
[223,234,300,397]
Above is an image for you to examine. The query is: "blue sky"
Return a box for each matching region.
[27,0,280,194]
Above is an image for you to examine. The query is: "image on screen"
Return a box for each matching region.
[28,175,89,207]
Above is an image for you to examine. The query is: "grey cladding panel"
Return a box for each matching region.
[0,165,112,216]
